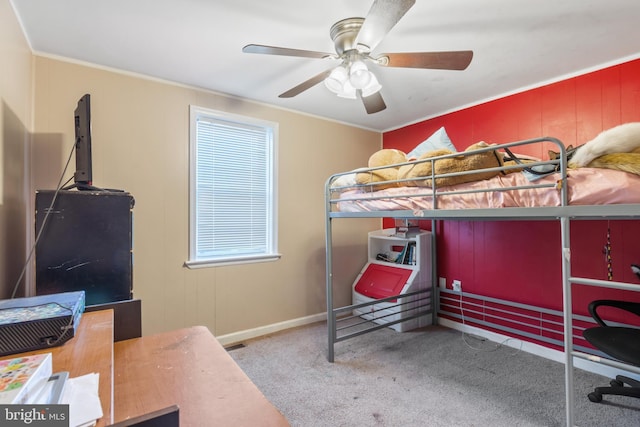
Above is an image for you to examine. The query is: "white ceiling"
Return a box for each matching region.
[10,0,640,132]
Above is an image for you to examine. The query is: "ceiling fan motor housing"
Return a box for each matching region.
[330,18,365,56]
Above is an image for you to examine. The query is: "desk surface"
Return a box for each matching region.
[3,310,114,426]
[114,326,289,426]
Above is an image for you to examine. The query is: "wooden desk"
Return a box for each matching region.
[2,312,287,426]
[2,310,114,426]
[114,326,289,426]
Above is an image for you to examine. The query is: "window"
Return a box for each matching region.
[186,106,279,268]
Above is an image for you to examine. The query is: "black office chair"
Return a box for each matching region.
[582,299,640,403]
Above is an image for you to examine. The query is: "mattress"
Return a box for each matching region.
[335,168,640,212]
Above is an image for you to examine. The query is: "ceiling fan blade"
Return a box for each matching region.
[355,0,416,53]
[360,91,387,114]
[379,51,474,70]
[243,44,334,59]
[279,68,334,98]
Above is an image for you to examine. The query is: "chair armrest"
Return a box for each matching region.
[588,299,640,327]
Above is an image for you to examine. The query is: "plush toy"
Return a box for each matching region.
[355,149,407,190]
[569,122,640,168]
[548,145,640,175]
[397,142,504,187]
[549,144,640,176]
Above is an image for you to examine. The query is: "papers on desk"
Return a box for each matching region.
[60,373,103,427]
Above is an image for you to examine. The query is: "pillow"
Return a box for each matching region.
[406,127,456,160]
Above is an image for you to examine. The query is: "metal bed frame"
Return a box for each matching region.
[324,136,640,426]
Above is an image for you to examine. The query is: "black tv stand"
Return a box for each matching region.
[35,189,135,305]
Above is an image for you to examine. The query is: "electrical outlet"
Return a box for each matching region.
[452,280,462,292]
[439,277,446,290]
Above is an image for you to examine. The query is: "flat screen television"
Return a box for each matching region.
[74,93,92,186]
[63,93,94,190]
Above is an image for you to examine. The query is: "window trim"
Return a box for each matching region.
[185,105,279,269]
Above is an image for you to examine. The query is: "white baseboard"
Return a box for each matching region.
[216,312,327,347]
[438,317,637,380]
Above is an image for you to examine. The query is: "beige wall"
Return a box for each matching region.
[32,57,380,337]
[0,0,33,299]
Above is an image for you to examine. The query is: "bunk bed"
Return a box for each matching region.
[324,136,640,426]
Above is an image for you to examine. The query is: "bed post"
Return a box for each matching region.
[431,218,438,325]
[549,137,574,425]
[560,215,574,426]
[325,197,335,363]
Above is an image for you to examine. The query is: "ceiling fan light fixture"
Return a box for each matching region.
[324,61,381,100]
[361,72,382,97]
[324,66,349,94]
[324,66,358,99]
[349,60,371,89]
[336,81,357,99]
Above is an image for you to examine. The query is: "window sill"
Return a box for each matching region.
[184,254,282,269]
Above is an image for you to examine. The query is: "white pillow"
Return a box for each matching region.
[406,127,456,159]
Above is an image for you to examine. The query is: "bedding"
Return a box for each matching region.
[334,168,640,212]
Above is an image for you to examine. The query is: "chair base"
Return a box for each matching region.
[588,375,640,403]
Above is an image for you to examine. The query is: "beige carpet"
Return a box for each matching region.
[228,322,640,427]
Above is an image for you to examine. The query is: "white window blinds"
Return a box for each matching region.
[188,106,278,267]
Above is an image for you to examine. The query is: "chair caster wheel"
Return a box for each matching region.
[588,392,602,403]
[610,379,624,387]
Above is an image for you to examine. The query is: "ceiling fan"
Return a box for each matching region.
[242,0,473,114]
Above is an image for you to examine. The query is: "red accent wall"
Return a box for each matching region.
[383,59,640,333]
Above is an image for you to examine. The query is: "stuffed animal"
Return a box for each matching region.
[355,149,407,190]
[550,144,640,176]
[587,153,640,176]
[397,142,504,187]
[569,122,640,167]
